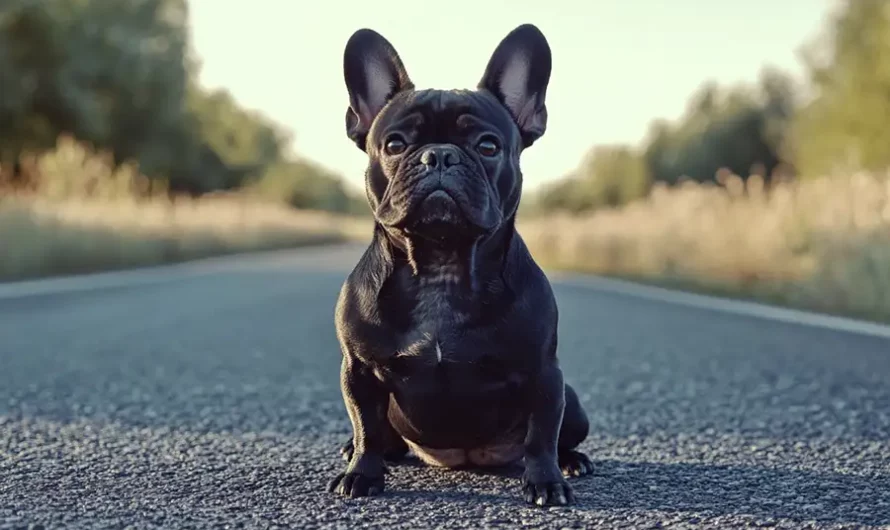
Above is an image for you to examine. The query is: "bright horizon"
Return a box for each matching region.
[187,1,838,193]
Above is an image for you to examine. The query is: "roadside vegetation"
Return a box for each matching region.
[2,0,890,324]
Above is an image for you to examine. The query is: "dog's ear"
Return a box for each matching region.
[343,29,414,150]
[478,24,552,148]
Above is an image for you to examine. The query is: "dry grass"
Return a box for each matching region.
[519,173,890,323]
[0,137,370,282]
[0,195,370,281]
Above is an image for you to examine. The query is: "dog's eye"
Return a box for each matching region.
[384,135,407,156]
[476,137,500,157]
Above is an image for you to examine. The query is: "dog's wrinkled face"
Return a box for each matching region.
[364,90,517,240]
[342,25,552,244]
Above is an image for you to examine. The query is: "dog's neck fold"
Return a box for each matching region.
[380,221,513,295]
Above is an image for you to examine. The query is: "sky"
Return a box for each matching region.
[187,0,838,193]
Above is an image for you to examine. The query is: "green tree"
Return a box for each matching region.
[643,69,797,186]
[535,174,596,213]
[532,67,799,215]
[250,158,367,214]
[788,0,890,176]
[0,0,193,178]
[580,145,651,208]
[535,144,650,213]
[0,0,363,212]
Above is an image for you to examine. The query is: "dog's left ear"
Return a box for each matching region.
[478,24,552,148]
[343,29,414,150]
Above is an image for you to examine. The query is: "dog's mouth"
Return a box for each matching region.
[402,189,471,241]
[418,190,459,224]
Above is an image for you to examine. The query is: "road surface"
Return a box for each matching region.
[1,243,888,529]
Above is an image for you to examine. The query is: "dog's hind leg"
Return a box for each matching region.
[557,383,594,477]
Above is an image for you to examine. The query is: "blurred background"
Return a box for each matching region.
[1,0,888,323]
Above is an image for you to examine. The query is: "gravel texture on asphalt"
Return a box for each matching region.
[1,243,888,529]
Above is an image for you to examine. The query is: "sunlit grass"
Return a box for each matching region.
[0,137,369,281]
[519,172,890,323]
[0,195,372,281]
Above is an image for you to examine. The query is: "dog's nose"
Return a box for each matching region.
[420,145,460,169]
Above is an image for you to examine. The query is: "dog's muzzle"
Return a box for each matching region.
[375,143,502,238]
[419,190,460,224]
[406,145,474,228]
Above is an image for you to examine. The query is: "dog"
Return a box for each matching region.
[328,23,593,507]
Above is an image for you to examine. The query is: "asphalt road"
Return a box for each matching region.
[1,243,889,529]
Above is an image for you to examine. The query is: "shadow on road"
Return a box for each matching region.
[572,458,884,526]
[333,454,888,526]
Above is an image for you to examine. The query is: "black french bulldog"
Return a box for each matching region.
[329,23,593,507]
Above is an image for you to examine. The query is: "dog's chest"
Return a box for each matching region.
[411,261,469,333]
[384,258,480,367]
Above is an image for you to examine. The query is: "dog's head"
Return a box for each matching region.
[342,24,551,244]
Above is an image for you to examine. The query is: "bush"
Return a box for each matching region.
[520,171,890,323]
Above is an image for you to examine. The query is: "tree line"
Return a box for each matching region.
[0,0,365,214]
[534,0,890,214]
[2,0,886,217]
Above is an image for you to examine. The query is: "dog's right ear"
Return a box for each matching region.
[343,29,414,151]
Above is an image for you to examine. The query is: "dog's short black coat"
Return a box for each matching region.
[328,23,593,507]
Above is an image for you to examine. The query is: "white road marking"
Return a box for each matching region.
[0,245,359,300]
[549,271,890,341]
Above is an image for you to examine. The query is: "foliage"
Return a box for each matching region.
[535,0,889,214]
[788,0,890,177]
[537,68,798,214]
[537,145,651,213]
[3,0,889,223]
[643,68,798,186]
[0,0,192,177]
[248,158,368,215]
[0,0,361,213]
[520,171,890,323]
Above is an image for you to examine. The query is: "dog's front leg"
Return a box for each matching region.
[327,354,389,498]
[521,361,574,506]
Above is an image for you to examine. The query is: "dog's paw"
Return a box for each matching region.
[559,449,594,478]
[521,467,575,507]
[521,477,574,507]
[327,471,385,498]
